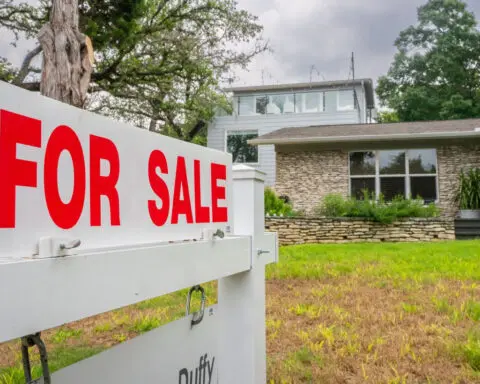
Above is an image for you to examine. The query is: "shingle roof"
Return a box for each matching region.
[249,119,480,146]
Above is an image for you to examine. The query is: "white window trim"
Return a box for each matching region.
[224,129,260,165]
[348,149,439,203]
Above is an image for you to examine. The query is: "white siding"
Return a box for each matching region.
[208,110,359,186]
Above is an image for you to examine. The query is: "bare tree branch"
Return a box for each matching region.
[13,45,42,85]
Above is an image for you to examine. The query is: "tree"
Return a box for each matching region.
[38,0,93,107]
[1,0,267,141]
[376,110,400,124]
[377,0,480,122]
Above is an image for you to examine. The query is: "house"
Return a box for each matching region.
[249,119,480,217]
[207,79,376,185]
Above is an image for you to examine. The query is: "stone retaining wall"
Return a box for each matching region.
[265,217,455,246]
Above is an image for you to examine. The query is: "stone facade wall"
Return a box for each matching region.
[274,144,480,217]
[265,217,455,246]
[437,145,480,217]
[275,150,348,215]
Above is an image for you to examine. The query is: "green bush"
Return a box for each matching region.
[456,168,480,210]
[316,192,440,224]
[265,188,294,216]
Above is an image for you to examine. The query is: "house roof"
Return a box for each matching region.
[248,119,480,146]
[224,78,375,109]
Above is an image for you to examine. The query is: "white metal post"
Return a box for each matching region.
[218,165,267,384]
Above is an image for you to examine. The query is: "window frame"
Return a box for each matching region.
[348,149,439,203]
[224,129,259,165]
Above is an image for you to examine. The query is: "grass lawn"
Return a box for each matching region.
[1,241,480,383]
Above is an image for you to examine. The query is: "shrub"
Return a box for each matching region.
[456,168,480,210]
[265,188,294,216]
[316,194,347,217]
[317,192,440,224]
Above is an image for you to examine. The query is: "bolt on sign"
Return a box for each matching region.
[0,81,231,259]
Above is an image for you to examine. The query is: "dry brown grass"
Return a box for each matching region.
[266,278,480,384]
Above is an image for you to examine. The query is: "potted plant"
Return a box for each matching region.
[456,168,480,219]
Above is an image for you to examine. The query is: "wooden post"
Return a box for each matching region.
[218,164,268,383]
[38,0,92,108]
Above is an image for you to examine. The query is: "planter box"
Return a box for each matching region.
[454,218,480,240]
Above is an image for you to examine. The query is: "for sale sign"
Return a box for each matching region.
[0,81,231,259]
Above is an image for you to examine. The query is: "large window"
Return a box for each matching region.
[349,149,438,202]
[236,89,355,115]
[226,130,258,163]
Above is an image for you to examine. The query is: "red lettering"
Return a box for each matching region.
[0,110,41,228]
[211,163,228,222]
[89,135,121,226]
[194,160,210,223]
[148,150,170,226]
[44,126,86,229]
[171,156,193,224]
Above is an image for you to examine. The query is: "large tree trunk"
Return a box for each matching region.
[38,0,92,108]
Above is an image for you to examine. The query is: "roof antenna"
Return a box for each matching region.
[310,65,325,83]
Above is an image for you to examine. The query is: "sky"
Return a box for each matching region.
[2,0,480,90]
[231,0,480,88]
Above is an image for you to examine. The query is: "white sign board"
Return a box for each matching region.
[0,82,231,259]
[40,306,219,384]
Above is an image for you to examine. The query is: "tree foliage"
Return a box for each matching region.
[377,0,480,121]
[0,0,267,141]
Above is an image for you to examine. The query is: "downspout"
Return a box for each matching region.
[361,80,367,123]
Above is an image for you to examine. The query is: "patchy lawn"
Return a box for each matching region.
[1,241,480,383]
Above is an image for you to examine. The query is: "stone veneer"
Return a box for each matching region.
[275,144,480,217]
[265,217,455,246]
[437,145,480,217]
[275,150,348,215]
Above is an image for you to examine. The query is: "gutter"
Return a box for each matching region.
[248,130,480,146]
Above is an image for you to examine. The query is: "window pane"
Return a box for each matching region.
[380,177,405,201]
[351,178,375,200]
[227,132,258,163]
[338,90,355,111]
[295,92,323,113]
[238,96,254,115]
[350,152,376,175]
[379,150,406,175]
[256,96,267,114]
[408,149,437,174]
[411,176,437,202]
[266,94,294,114]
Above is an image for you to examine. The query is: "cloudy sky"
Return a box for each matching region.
[232,0,480,88]
[2,0,480,90]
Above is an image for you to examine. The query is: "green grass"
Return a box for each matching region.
[51,328,82,344]
[267,241,480,281]
[0,346,104,383]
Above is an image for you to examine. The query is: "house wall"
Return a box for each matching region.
[437,145,480,216]
[207,85,366,186]
[274,144,480,217]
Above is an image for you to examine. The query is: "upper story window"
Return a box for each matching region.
[349,149,438,203]
[337,90,355,111]
[236,89,354,116]
[226,130,258,164]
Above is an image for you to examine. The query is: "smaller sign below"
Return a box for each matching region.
[40,306,219,384]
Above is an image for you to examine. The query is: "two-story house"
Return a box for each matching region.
[207,79,376,186]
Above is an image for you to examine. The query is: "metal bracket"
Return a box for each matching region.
[186,285,206,328]
[21,333,50,384]
[201,229,225,242]
[35,237,81,259]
